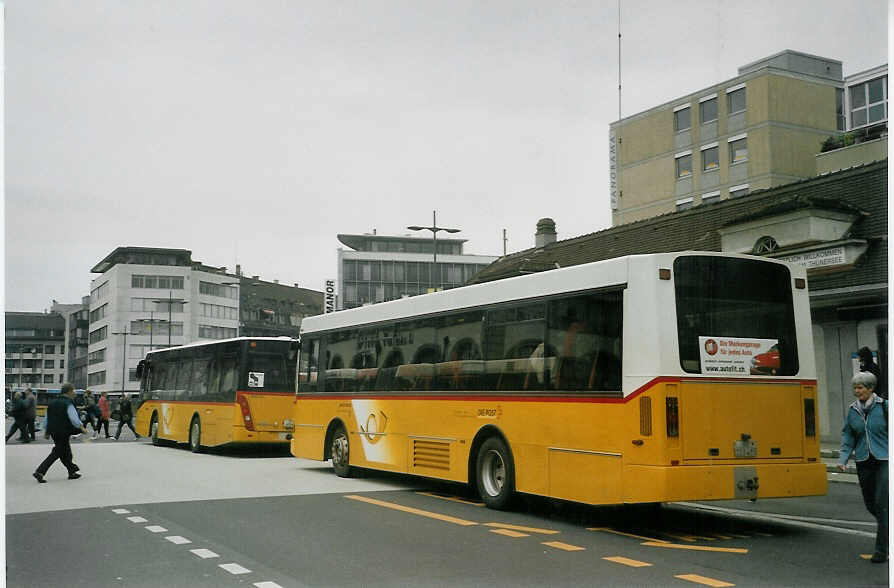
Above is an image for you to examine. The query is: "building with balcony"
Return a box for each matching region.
[5,312,67,390]
[51,298,90,389]
[336,232,498,310]
[237,268,322,338]
[610,50,887,225]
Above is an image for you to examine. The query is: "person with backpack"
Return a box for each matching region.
[838,371,888,563]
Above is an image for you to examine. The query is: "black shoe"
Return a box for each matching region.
[871,552,887,563]
[33,472,46,484]
[71,464,80,473]
[67,472,81,480]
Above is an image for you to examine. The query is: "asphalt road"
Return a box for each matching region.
[5,437,888,587]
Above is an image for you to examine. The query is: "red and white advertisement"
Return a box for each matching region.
[698,337,779,376]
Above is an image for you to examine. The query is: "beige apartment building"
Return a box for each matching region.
[609,50,886,225]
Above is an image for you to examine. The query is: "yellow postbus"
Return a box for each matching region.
[135,337,299,451]
[290,252,825,509]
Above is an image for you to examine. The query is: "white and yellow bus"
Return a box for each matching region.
[290,252,825,509]
[135,337,299,451]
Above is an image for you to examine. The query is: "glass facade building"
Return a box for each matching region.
[336,234,498,310]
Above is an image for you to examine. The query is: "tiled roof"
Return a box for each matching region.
[470,160,887,293]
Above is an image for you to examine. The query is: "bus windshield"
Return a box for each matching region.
[674,256,798,375]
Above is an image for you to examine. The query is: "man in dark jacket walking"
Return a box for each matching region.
[5,390,27,443]
[114,393,140,441]
[33,383,87,483]
[23,388,37,441]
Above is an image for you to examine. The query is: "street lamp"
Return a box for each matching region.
[136,311,168,352]
[407,210,461,291]
[111,327,130,393]
[153,291,188,348]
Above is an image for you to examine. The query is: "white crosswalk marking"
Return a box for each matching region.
[254,582,284,588]
[220,563,251,575]
[190,548,219,559]
[126,516,147,523]
[145,525,167,533]
[165,536,192,545]
[111,508,130,514]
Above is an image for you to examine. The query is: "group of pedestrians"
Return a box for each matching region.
[5,388,37,443]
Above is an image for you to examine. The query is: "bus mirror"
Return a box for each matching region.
[135,360,146,379]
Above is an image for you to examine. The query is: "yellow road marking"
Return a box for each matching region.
[345,495,478,526]
[674,573,735,587]
[860,554,873,560]
[708,533,732,540]
[587,527,669,543]
[725,533,750,539]
[416,491,484,507]
[641,541,748,554]
[664,533,697,542]
[603,556,652,568]
[490,528,529,538]
[485,522,560,535]
[542,541,586,552]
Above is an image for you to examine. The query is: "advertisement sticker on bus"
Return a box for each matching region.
[248,372,265,388]
[699,336,779,376]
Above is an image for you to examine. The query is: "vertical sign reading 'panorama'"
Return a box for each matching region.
[609,129,618,210]
[324,280,337,314]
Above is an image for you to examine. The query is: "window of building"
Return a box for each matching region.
[132,275,185,289]
[44,374,54,384]
[88,370,106,386]
[836,88,846,131]
[60,360,64,370]
[701,144,719,171]
[675,152,692,178]
[727,86,746,114]
[674,105,691,131]
[198,325,238,340]
[89,325,108,344]
[89,303,108,322]
[90,281,109,304]
[700,95,718,123]
[44,359,54,369]
[701,191,721,205]
[199,282,238,299]
[850,76,887,128]
[88,348,106,365]
[752,236,779,255]
[675,197,694,212]
[729,184,750,198]
[44,345,55,354]
[728,135,748,164]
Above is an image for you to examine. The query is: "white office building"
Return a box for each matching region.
[87,247,241,394]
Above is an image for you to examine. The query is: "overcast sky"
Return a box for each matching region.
[4,0,888,311]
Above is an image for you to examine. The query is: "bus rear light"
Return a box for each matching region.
[666,397,679,437]
[238,395,255,431]
[804,398,816,437]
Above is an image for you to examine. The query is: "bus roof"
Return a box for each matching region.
[300,251,802,335]
[145,336,296,357]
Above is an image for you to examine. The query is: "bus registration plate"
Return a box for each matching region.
[734,438,757,458]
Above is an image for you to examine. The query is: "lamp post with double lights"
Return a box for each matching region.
[153,292,188,348]
[136,311,168,352]
[407,210,461,292]
[111,327,130,394]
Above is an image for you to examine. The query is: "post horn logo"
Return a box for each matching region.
[360,410,389,444]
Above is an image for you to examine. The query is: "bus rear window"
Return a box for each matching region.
[674,256,798,376]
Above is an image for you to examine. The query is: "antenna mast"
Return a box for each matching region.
[618,0,622,120]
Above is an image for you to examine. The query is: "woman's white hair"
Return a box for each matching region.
[852,371,878,389]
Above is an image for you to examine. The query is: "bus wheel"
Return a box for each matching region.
[189,417,202,453]
[331,425,352,478]
[476,437,515,510]
[150,413,161,446]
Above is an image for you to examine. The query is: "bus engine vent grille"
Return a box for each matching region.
[413,439,450,471]
[640,396,652,436]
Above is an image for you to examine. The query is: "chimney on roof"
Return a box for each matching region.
[236,264,242,276]
[252,275,259,280]
[274,279,279,284]
[294,283,300,287]
[535,218,557,248]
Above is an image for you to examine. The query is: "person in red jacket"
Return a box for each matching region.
[96,391,111,439]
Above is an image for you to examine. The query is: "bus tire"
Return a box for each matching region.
[150,413,161,446]
[476,437,515,510]
[189,416,203,453]
[331,424,352,478]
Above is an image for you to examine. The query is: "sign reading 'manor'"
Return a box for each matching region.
[324,280,337,313]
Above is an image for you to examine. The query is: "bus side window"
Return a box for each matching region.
[298,339,319,393]
[175,360,193,401]
[192,357,211,399]
[206,357,222,402]
[219,355,238,401]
